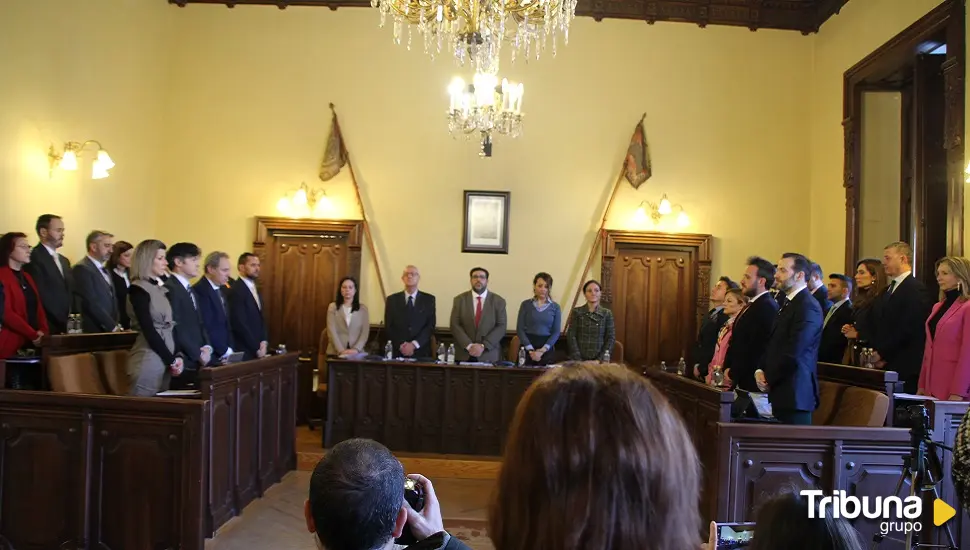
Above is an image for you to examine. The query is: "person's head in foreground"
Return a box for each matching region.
[489,362,701,550]
[305,438,452,550]
[747,490,863,550]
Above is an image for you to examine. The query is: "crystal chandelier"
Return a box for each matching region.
[371,0,578,73]
[448,73,524,157]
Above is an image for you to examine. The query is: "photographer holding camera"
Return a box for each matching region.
[305,438,471,550]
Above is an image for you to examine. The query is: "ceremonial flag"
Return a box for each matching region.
[318,107,347,182]
[623,115,652,189]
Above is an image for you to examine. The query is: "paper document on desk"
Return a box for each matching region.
[458,362,492,366]
[156,390,201,397]
[748,392,774,418]
[895,393,937,401]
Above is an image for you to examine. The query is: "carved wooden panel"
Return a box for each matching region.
[386,367,416,450]
[357,366,387,441]
[258,369,280,493]
[475,371,504,454]
[0,410,84,549]
[169,0,847,33]
[730,444,827,519]
[278,362,299,474]
[328,366,357,444]
[235,374,261,510]
[443,370,474,454]
[840,445,916,544]
[602,231,712,368]
[207,385,236,532]
[416,369,445,452]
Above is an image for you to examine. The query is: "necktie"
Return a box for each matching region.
[187,284,198,310]
[218,288,228,315]
[888,280,898,295]
[407,295,414,309]
[823,302,838,327]
[100,266,111,285]
[474,296,483,327]
[249,282,261,309]
[52,251,64,278]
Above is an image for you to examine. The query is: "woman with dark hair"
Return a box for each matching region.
[515,272,562,365]
[489,363,700,550]
[127,239,184,396]
[0,232,48,388]
[745,490,863,550]
[841,258,889,364]
[326,276,370,356]
[107,240,134,330]
[566,279,615,361]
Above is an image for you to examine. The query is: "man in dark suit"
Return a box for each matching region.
[194,251,235,361]
[72,230,120,333]
[25,214,73,334]
[724,256,779,392]
[690,276,737,380]
[871,241,932,393]
[808,262,832,316]
[818,274,853,363]
[449,267,507,363]
[385,265,436,358]
[228,252,268,360]
[755,253,822,425]
[164,243,212,388]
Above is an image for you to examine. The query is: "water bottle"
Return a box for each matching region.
[660,360,668,372]
[384,340,393,360]
[436,343,446,363]
[446,343,455,364]
[67,314,75,334]
[75,313,84,333]
[517,346,526,367]
[863,348,875,369]
[712,365,725,387]
[676,357,686,376]
[602,349,611,363]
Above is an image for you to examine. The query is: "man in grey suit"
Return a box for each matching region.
[449,267,507,363]
[73,230,120,333]
[25,214,73,334]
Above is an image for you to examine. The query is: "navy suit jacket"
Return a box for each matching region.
[384,290,436,356]
[689,307,729,377]
[724,293,779,392]
[165,277,211,370]
[760,288,822,413]
[227,278,267,360]
[194,278,233,358]
[812,287,832,317]
[872,275,932,393]
[25,245,73,334]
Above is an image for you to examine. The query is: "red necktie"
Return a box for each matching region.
[475,296,483,327]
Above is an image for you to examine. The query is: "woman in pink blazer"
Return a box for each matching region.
[919,256,970,400]
[706,288,748,387]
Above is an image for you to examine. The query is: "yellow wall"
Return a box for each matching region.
[859,91,902,259]
[808,0,946,274]
[0,0,174,260]
[157,7,812,325]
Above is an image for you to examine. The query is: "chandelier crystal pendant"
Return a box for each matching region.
[448,73,524,157]
[371,0,578,72]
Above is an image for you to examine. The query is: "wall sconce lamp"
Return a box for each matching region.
[48,140,115,179]
[277,182,332,218]
[634,193,690,228]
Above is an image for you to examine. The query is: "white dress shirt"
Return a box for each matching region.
[44,244,64,277]
[889,270,912,293]
[114,267,130,288]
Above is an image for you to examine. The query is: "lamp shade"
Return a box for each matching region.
[60,150,78,171]
[96,149,115,170]
[91,162,110,179]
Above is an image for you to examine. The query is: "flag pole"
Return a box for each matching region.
[564,113,647,331]
[330,103,388,302]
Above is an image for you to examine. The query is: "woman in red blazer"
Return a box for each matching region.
[0,232,48,362]
[919,256,970,400]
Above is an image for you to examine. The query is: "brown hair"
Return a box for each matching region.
[724,287,749,306]
[107,240,133,271]
[852,258,888,310]
[489,363,700,550]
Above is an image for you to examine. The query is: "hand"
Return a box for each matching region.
[403,474,444,541]
[468,344,485,358]
[723,368,733,389]
[257,341,268,358]
[841,324,858,339]
[112,325,123,332]
[870,350,882,363]
[199,347,212,366]
[170,357,184,376]
[875,360,887,369]
[529,349,544,362]
[949,394,964,401]
[755,370,768,392]
[339,348,358,357]
[32,331,45,346]
[917,389,926,396]
[700,521,716,550]
[400,342,416,357]
[693,365,701,379]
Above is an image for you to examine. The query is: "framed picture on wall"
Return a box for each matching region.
[462,190,510,254]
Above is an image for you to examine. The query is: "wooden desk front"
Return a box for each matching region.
[325,358,548,455]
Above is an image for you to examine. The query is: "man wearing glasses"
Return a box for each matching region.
[384,265,437,358]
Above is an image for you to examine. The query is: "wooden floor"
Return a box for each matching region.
[208,427,496,549]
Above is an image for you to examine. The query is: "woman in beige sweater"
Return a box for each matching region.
[326,276,370,356]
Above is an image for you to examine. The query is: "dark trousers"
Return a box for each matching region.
[522,334,560,366]
[774,409,813,425]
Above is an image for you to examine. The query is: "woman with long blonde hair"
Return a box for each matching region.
[918,256,970,400]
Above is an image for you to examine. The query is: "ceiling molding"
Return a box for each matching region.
[168,0,850,33]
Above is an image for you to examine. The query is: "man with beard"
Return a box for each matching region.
[25,214,73,334]
[723,256,779,392]
[228,252,268,360]
[754,253,822,425]
[449,267,507,363]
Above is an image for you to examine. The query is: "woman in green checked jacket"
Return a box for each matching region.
[566,280,615,361]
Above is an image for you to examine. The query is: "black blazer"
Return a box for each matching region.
[760,288,822,413]
[689,307,729,377]
[872,275,932,392]
[110,270,131,330]
[724,293,779,392]
[194,278,234,358]
[818,300,853,363]
[72,257,118,333]
[164,276,211,370]
[25,245,72,334]
[228,278,267,360]
[812,287,832,317]
[384,290,436,356]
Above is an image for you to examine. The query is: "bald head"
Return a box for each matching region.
[402,265,420,292]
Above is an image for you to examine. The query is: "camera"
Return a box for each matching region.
[394,477,426,545]
[895,404,931,440]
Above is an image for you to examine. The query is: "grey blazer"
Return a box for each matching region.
[449,291,507,363]
[72,256,118,333]
[326,302,370,355]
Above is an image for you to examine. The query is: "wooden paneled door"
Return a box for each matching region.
[601,231,712,369]
[252,218,364,424]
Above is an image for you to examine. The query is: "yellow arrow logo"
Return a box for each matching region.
[934,499,956,526]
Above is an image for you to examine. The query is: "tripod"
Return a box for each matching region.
[871,426,958,550]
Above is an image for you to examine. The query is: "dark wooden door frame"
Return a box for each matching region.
[843,0,965,273]
[601,230,714,331]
